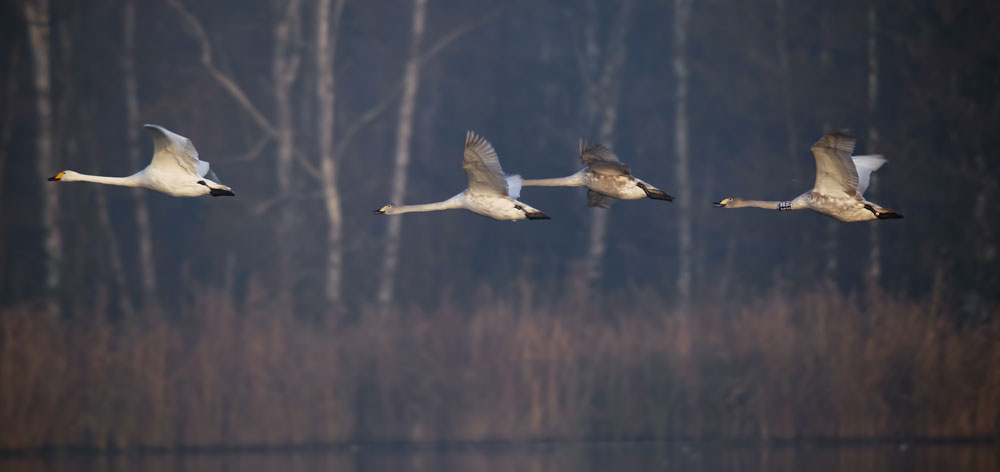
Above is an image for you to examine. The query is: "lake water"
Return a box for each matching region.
[2,442,997,471]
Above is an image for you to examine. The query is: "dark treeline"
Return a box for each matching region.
[1,0,998,449]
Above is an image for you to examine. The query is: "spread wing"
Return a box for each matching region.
[810,130,859,197]
[144,124,204,177]
[463,131,509,196]
[580,140,630,175]
[851,154,886,196]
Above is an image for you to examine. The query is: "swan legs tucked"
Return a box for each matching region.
[637,182,674,201]
[198,180,235,197]
[514,204,550,220]
[864,203,903,220]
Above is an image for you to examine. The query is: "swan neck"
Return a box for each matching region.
[522,172,585,187]
[390,198,462,214]
[732,199,785,210]
[68,172,141,187]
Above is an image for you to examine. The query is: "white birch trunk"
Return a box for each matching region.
[775,0,797,160]
[584,0,631,288]
[273,0,302,303]
[122,0,158,307]
[377,0,427,305]
[674,0,693,308]
[866,4,881,286]
[819,8,837,281]
[24,0,61,317]
[317,0,347,308]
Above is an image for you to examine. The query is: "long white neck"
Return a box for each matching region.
[387,197,464,215]
[522,170,587,187]
[65,172,142,187]
[730,198,806,211]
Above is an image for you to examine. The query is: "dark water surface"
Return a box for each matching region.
[2,442,998,471]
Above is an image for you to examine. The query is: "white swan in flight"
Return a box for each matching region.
[375,131,549,220]
[48,124,234,197]
[521,140,673,208]
[714,130,901,222]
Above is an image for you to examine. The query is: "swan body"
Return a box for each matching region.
[714,131,902,222]
[522,141,673,208]
[48,124,234,198]
[375,131,549,221]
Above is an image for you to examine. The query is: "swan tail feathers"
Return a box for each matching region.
[506,174,523,199]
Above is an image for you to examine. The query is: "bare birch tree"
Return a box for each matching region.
[317,0,347,308]
[122,0,158,307]
[273,0,303,303]
[581,0,632,289]
[819,6,837,280]
[674,0,694,308]
[866,3,881,286]
[377,0,427,305]
[0,45,19,296]
[24,0,61,317]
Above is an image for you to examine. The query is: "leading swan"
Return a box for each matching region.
[713,131,902,222]
[374,131,550,221]
[48,124,234,197]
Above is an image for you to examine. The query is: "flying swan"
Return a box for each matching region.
[48,124,234,197]
[522,140,673,208]
[713,130,901,222]
[374,131,549,220]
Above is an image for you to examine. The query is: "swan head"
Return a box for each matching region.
[48,170,80,182]
[374,204,393,215]
[713,197,740,208]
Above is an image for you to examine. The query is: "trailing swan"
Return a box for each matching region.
[522,140,673,208]
[714,130,901,222]
[374,131,550,221]
[48,124,234,197]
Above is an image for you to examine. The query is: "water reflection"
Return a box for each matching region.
[2,442,998,472]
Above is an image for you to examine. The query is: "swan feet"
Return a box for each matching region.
[864,204,904,220]
[637,182,674,202]
[514,204,550,220]
[198,180,236,197]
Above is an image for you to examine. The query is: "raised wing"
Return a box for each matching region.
[463,131,509,196]
[851,154,886,196]
[580,140,630,175]
[810,131,859,197]
[144,124,202,176]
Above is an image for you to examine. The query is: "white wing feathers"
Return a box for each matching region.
[810,131,860,197]
[463,131,511,197]
[852,154,886,196]
[144,124,207,177]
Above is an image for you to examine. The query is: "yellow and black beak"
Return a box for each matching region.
[373,205,389,215]
[713,197,732,207]
[48,172,64,181]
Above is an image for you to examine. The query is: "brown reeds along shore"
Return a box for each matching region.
[2,286,997,451]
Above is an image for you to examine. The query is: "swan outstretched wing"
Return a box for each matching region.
[144,124,203,176]
[463,131,509,196]
[810,131,859,197]
[580,140,630,175]
[851,154,886,196]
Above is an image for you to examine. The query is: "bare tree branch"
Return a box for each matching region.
[333,9,501,158]
[164,0,279,137]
